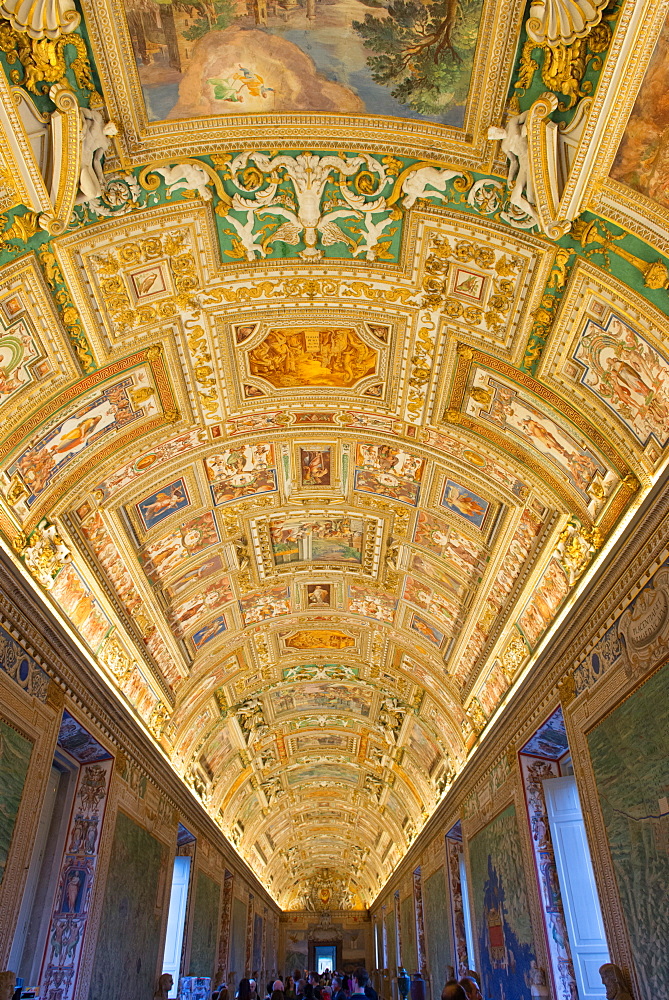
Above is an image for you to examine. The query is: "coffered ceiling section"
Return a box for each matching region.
[1,0,668,908]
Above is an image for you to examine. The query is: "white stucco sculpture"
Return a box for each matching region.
[488,112,539,225]
[78,107,118,203]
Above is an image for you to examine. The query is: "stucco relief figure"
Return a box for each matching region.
[599,965,633,1000]
[155,974,174,1000]
[487,113,539,225]
[78,108,118,203]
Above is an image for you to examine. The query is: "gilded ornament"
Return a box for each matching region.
[0,0,80,39]
[6,473,29,506]
[21,519,70,589]
[526,0,609,48]
[557,672,576,706]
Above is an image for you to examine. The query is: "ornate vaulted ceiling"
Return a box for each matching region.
[0,0,668,909]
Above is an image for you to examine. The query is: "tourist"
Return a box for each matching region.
[459,977,482,1000]
[348,970,369,1000]
[442,982,468,1000]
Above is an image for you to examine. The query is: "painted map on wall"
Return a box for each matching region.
[611,12,669,209]
[0,719,32,886]
[588,662,669,1000]
[189,870,221,978]
[468,804,537,1000]
[123,0,485,125]
[385,907,396,972]
[400,894,417,973]
[229,896,248,979]
[88,810,169,1000]
[423,867,453,995]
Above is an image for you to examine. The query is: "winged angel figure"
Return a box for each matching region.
[223,151,393,261]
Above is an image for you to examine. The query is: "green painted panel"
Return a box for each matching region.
[189,869,220,977]
[88,810,169,1000]
[400,895,416,973]
[423,866,452,993]
[229,896,247,978]
[588,663,669,1000]
[0,719,32,886]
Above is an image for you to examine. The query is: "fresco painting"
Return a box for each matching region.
[423,867,452,996]
[413,511,484,580]
[189,871,221,977]
[588,663,669,1000]
[305,582,332,607]
[0,719,32,886]
[136,478,190,530]
[124,0,484,126]
[518,558,570,647]
[472,373,608,499]
[206,443,277,504]
[300,447,332,487]
[50,563,113,653]
[400,894,417,973]
[270,681,372,716]
[250,328,377,388]
[409,551,466,597]
[9,378,153,505]
[287,762,355,785]
[270,515,363,565]
[468,804,537,1000]
[169,578,233,634]
[611,12,669,209]
[88,811,169,1000]
[440,479,489,528]
[93,429,205,501]
[57,712,112,763]
[409,612,446,648]
[283,630,354,650]
[240,585,291,624]
[229,896,248,978]
[403,576,459,631]
[348,585,396,622]
[573,313,669,447]
[139,512,220,584]
[355,444,423,506]
[164,554,225,600]
[191,614,228,650]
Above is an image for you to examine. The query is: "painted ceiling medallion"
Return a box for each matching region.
[0,0,80,38]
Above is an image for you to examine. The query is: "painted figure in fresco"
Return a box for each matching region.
[442,484,486,519]
[78,764,107,813]
[307,584,329,606]
[65,871,82,912]
[140,483,187,522]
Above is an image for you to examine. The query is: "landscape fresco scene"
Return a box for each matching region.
[611,12,669,209]
[124,0,485,124]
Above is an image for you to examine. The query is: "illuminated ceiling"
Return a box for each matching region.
[0,0,668,909]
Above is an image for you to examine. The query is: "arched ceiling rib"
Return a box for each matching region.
[0,0,667,909]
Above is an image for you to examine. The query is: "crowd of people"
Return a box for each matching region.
[213,967,483,1000]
